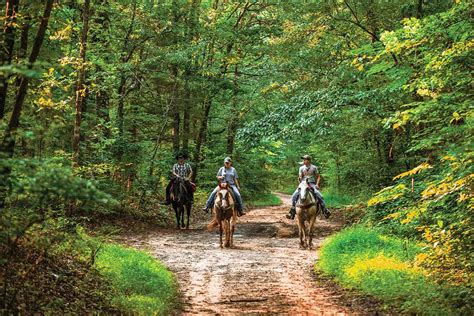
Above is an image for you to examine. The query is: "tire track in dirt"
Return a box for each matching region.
[121,193,380,315]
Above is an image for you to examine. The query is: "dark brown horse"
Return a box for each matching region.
[170,176,193,229]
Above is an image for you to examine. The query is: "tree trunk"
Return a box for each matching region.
[227,64,239,156]
[182,75,190,153]
[72,0,91,164]
[117,75,126,137]
[116,0,137,139]
[172,96,180,154]
[0,0,19,119]
[192,98,212,182]
[416,0,423,18]
[0,0,54,210]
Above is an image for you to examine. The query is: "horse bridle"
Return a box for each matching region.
[216,189,234,213]
[297,184,317,209]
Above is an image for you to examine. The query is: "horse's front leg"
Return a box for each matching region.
[185,203,191,229]
[297,216,305,249]
[180,206,185,228]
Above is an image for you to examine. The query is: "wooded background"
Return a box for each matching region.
[0,0,472,313]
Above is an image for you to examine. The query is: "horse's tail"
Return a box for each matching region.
[207,217,218,232]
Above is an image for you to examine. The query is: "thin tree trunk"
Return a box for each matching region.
[0,0,19,119]
[72,0,91,164]
[192,98,212,182]
[0,0,54,211]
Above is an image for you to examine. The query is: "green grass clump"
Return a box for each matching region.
[248,192,282,207]
[318,226,458,314]
[96,244,178,314]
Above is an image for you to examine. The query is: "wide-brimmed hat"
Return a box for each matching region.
[301,154,312,161]
[224,157,232,163]
[175,152,188,160]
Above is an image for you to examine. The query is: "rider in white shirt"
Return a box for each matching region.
[286,154,331,220]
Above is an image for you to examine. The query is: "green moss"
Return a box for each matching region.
[96,244,179,314]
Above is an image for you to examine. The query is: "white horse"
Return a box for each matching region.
[296,180,321,249]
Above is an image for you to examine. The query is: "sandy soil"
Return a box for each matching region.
[120,193,381,315]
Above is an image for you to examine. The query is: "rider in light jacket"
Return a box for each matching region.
[202,157,245,217]
[286,155,331,220]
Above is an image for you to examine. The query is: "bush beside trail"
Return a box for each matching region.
[317,226,473,314]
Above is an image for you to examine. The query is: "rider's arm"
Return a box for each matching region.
[316,174,321,188]
[172,164,179,178]
[217,167,224,180]
[186,164,193,181]
[235,178,241,190]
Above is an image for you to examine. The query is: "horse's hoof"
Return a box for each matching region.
[299,244,305,249]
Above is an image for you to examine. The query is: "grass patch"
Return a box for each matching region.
[318,226,462,314]
[247,192,282,207]
[96,244,179,314]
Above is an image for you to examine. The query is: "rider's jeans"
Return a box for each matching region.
[291,183,328,211]
[205,185,243,212]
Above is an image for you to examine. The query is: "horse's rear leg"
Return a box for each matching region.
[308,208,318,249]
[219,223,223,248]
[230,217,236,247]
[173,206,180,229]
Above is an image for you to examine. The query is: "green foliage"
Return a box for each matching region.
[247,192,282,208]
[95,244,179,314]
[318,226,472,314]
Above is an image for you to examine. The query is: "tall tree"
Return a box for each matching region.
[72,0,91,164]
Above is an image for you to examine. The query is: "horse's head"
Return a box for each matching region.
[298,180,311,204]
[217,187,231,210]
[172,177,185,203]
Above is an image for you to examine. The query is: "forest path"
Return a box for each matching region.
[120,193,379,315]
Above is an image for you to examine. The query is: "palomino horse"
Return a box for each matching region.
[207,183,237,248]
[296,180,321,249]
[170,176,193,229]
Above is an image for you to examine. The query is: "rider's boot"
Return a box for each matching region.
[323,208,331,219]
[201,207,210,213]
[237,209,246,217]
[285,207,296,220]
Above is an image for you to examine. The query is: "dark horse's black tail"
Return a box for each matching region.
[171,177,193,229]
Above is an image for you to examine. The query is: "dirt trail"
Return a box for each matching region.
[121,194,379,315]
